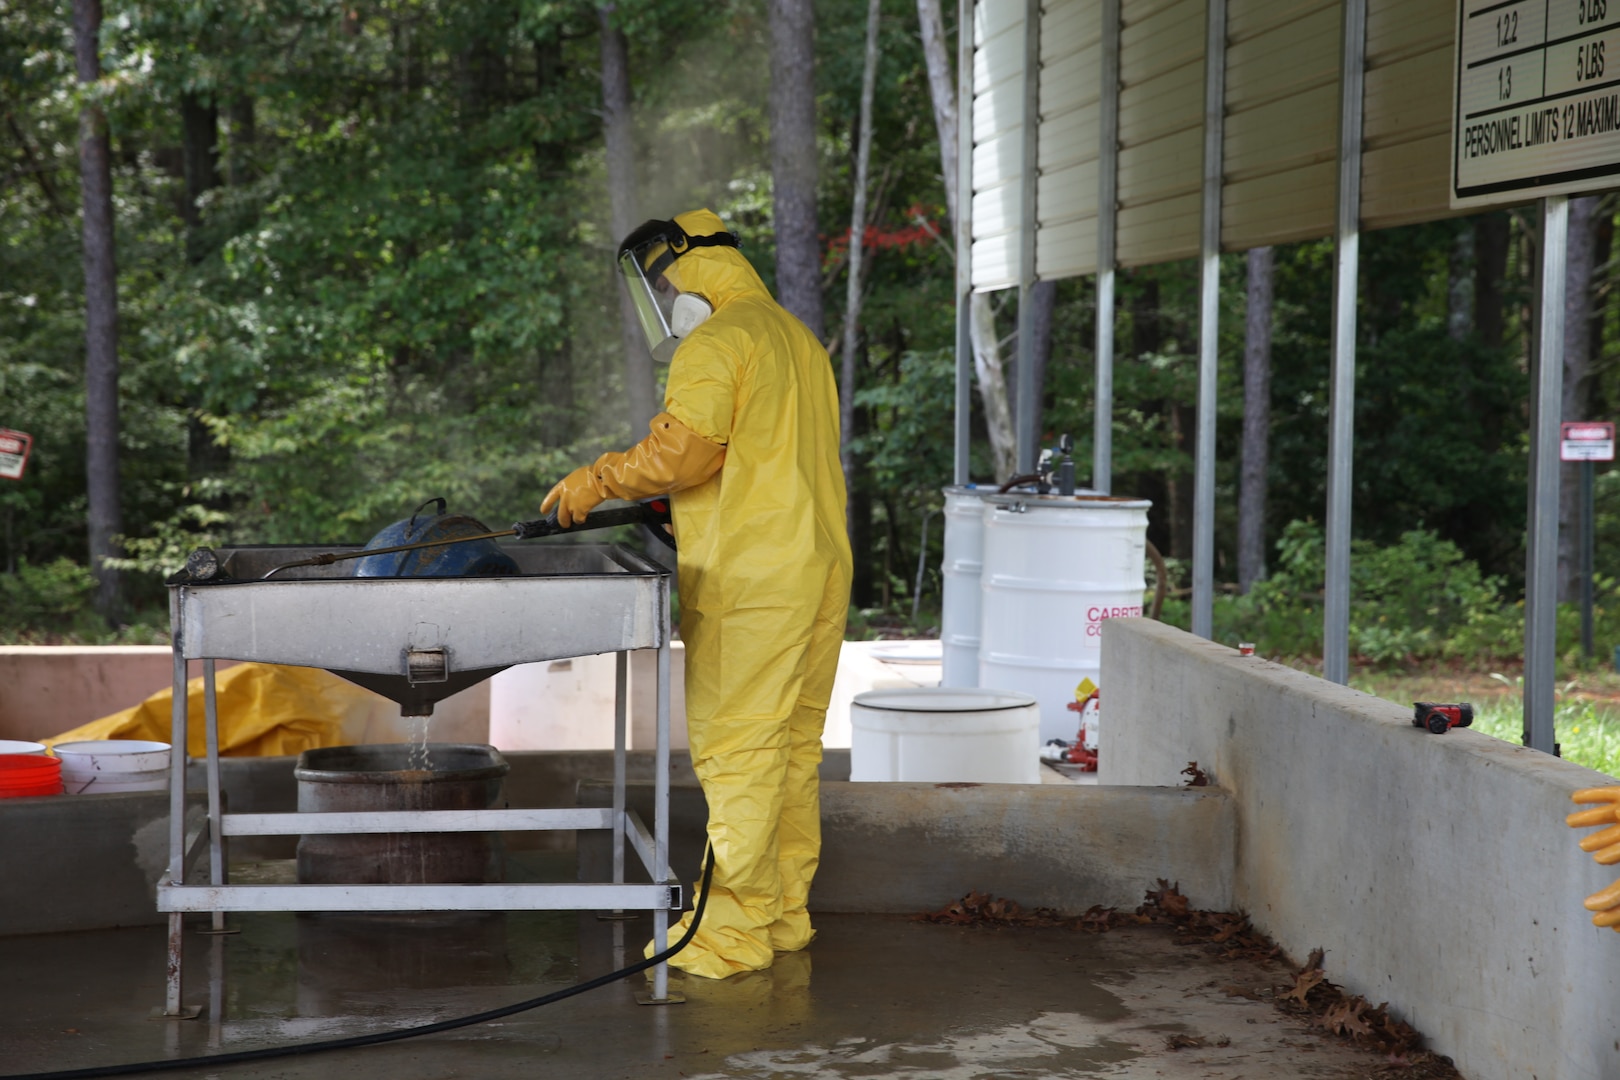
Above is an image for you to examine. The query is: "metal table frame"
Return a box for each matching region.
[157,544,680,1016]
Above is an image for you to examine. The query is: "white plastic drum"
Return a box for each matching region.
[939,485,988,688]
[978,493,1150,743]
[850,688,1040,783]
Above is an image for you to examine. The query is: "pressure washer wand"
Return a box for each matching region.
[252,528,518,579]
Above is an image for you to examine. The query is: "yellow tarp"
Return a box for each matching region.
[44,662,388,757]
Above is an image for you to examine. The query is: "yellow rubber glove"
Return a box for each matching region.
[541,412,725,528]
[1569,787,1620,928]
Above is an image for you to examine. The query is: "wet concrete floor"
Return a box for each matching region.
[2,864,1420,1080]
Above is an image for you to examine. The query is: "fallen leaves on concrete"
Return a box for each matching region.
[910,889,1073,927]
[915,880,1460,1078]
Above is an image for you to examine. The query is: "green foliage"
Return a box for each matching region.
[852,347,957,490]
[1162,520,1522,665]
[1468,692,1620,780]
[0,560,98,637]
[0,0,1581,660]
[104,498,230,577]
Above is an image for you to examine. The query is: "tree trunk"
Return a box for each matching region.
[1134,278,1191,559]
[915,0,1015,481]
[182,94,227,491]
[841,0,882,542]
[1169,402,1195,562]
[970,292,1017,481]
[1559,196,1601,602]
[598,7,657,433]
[1238,246,1274,593]
[225,96,255,187]
[916,0,957,223]
[75,0,121,622]
[769,0,825,339]
[1474,211,1510,349]
[1447,226,1474,342]
[180,92,220,263]
[1027,280,1057,455]
[850,408,874,608]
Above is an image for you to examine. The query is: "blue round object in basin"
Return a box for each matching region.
[352,508,520,578]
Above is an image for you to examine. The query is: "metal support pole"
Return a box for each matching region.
[1583,460,1595,661]
[612,651,627,886]
[165,640,187,1017]
[650,634,674,1000]
[954,0,975,486]
[1093,0,1120,495]
[207,933,224,1042]
[203,660,226,932]
[1191,0,1226,640]
[1323,0,1366,686]
[1526,196,1568,755]
[1015,0,1042,476]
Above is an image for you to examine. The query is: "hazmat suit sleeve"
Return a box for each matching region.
[663,336,739,446]
[542,411,725,527]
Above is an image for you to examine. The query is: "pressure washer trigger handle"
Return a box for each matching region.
[511,511,562,540]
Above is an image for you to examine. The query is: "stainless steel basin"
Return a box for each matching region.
[166,543,671,715]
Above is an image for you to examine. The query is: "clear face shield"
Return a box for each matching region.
[618,241,683,365]
[617,219,740,363]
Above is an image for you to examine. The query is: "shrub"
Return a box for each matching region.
[1164,521,1522,665]
[0,559,98,636]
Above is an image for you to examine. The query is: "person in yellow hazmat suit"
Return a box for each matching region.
[542,209,852,979]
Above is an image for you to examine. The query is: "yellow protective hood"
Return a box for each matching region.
[667,209,772,314]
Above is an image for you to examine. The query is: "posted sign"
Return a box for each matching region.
[0,429,32,480]
[1561,421,1615,461]
[1453,0,1620,208]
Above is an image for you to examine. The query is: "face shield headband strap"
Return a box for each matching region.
[622,220,740,280]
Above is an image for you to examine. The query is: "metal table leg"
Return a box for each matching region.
[613,651,627,887]
[158,645,200,1019]
[640,634,681,1004]
[202,660,232,935]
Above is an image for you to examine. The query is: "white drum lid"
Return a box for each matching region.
[981,491,1151,511]
[853,688,1036,713]
[853,691,1039,737]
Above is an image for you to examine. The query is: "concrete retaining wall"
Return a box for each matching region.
[814,781,1232,914]
[0,646,224,742]
[0,791,204,935]
[0,641,934,752]
[1103,617,1620,1080]
[577,775,1233,915]
[0,647,489,745]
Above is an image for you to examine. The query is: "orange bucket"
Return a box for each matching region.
[0,753,63,798]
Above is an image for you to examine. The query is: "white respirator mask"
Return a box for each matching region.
[617,218,738,364]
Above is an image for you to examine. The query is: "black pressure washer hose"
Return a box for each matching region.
[2,851,713,1080]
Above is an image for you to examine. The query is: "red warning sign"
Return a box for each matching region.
[1561,422,1615,463]
[0,429,32,481]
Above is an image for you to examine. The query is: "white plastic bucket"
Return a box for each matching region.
[63,773,169,794]
[940,486,988,688]
[0,740,46,755]
[978,493,1150,742]
[849,688,1041,783]
[54,740,171,795]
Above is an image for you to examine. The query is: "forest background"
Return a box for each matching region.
[7,0,1620,696]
